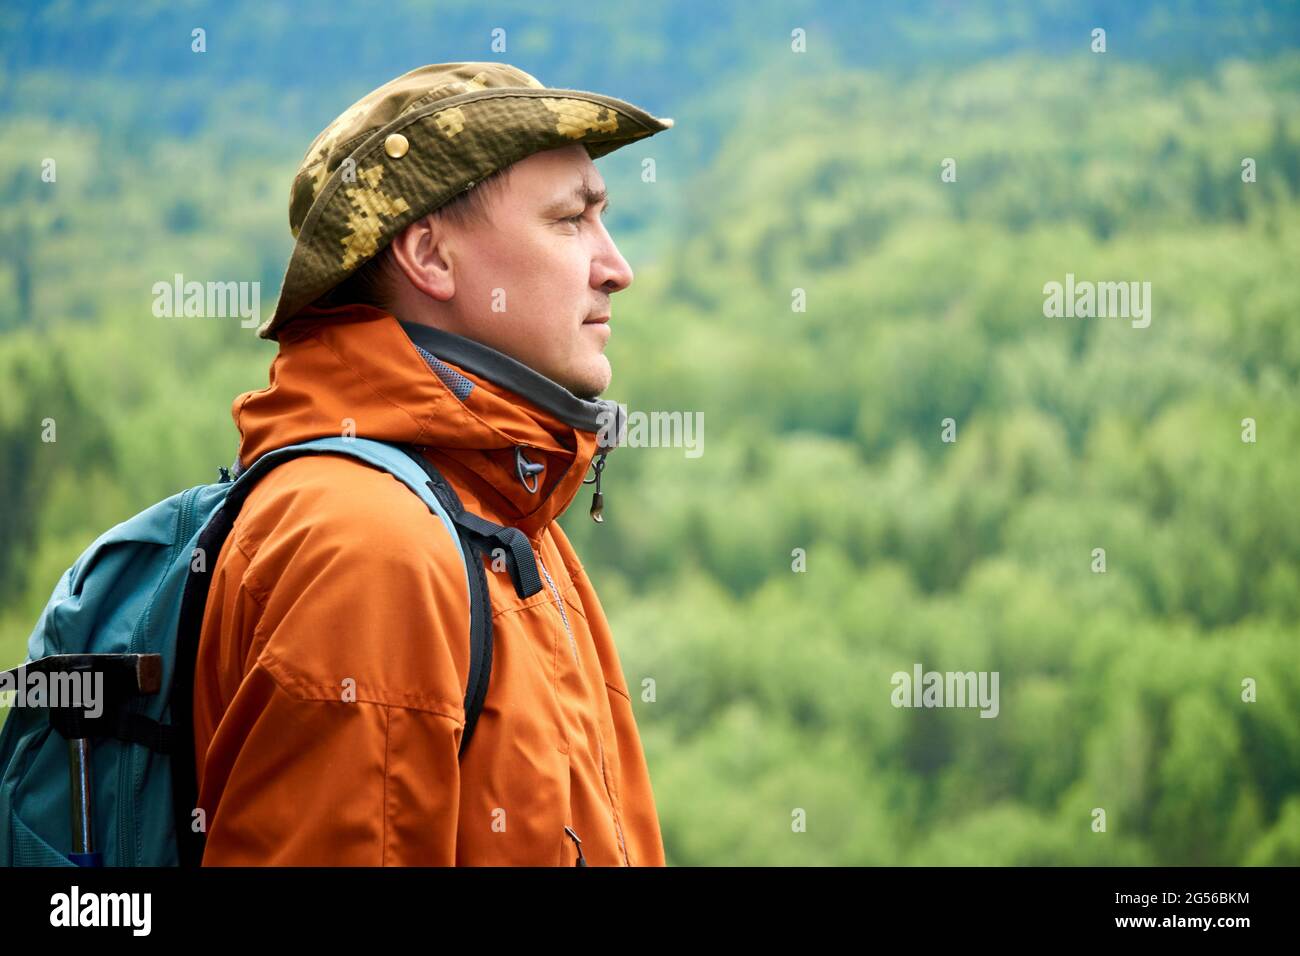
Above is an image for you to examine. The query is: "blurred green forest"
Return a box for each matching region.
[1,1,1299,865]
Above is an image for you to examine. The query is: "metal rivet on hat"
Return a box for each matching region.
[384,133,410,158]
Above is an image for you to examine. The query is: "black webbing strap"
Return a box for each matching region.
[399,445,544,601]
[398,444,547,758]
[115,712,176,753]
[49,708,176,754]
[394,446,515,757]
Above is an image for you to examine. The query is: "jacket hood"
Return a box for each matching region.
[231,303,623,539]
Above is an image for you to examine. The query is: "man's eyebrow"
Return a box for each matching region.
[542,182,609,216]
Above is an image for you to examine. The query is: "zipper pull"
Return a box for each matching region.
[587,451,607,523]
[565,826,588,866]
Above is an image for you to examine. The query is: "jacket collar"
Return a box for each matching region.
[232,303,622,538]
[398,320,618,437]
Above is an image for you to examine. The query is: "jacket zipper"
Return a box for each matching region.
[534,545,630,866]
[535,549,579,665]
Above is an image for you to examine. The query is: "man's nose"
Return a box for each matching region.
[592,225,634,293]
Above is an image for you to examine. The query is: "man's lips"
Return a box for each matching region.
[583,315,610,325]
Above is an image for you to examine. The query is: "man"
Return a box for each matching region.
[191,62,674,865]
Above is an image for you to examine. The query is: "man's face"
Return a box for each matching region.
[431,144,633,400]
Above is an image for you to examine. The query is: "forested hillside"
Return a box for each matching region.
[2,1,1298,865]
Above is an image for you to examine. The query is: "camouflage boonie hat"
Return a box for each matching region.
[259,61,674,339]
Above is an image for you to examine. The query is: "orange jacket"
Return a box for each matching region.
[192,304,665,866]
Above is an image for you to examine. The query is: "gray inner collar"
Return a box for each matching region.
[399,320,620,443]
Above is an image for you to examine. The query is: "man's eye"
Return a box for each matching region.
[560,206,608,225]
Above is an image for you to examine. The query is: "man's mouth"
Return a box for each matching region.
[583,314,610,325]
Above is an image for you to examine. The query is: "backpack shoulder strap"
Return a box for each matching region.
[393,442,548,750]
[395,445,544,601]
[171,437,494,867]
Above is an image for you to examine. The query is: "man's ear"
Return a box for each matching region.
[390,214,456,302]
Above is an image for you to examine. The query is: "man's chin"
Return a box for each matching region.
[557,355,610,401]
[568,379,606,401]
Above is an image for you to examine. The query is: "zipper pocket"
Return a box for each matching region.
[598,737,631,866]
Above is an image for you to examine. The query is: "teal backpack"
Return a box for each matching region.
[0,437,543,867]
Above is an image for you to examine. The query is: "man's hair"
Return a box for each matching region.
[316,164,514,314]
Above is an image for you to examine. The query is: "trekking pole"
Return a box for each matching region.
[67,734,98,866]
